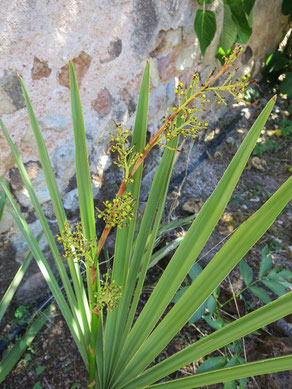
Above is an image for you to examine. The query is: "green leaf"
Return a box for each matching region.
[244,0,255,15]
[196,357,226,374]
[188,300,208,325]
[148,355,292,388]
[0,233,42,323]
[118,171,292,388]
[194,9,216,56]
[259,247,273,278]
[280,73,292,99]
[224,380,237,389]
[206,295,217,315]
[189,263,203,281]
[0,191,5,221]
[36,366,46,376]
[249,286,271,304]
[220,4,238,52]
[197,0,215,4]
[0,306,53,383]
[240,260,253,285]
[226,0,252,44]
[32,383,43,389]
[262,280,288,296]
[277,269,292,282]
[172,286,189,303]
[282,0,292,15]
[111,97,277,386]
[203,313,225,330]
[17,79,66,233]
[125,291,292,389]
[69,62,96,244]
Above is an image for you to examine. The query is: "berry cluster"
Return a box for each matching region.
[111,123,143,184]
[96,192,135,228]
[57,222,96,265]
[94,271,122,312]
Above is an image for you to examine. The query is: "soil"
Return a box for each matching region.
[2,78,292,388]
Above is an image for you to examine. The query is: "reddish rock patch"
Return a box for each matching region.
[91,88,112,118]
[58,51,92,88]
[31,57,52,80]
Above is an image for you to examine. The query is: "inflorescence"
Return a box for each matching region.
[96,191,135,228]
[111,123,143,185]
[156,46,251,147]
[57,222,96,266]
[94,271,122,312]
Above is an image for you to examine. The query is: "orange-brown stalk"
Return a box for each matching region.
[95,63,231,259]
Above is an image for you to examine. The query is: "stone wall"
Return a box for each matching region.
[0,0,289,302]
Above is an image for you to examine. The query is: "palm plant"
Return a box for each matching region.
[0,50,292,388]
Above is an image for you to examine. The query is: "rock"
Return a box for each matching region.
[165,27,183,47]
[52,142,76,193]
[175,45,196,71]
[165,0,180,16]
[157,53,176,82]
[63,188,79,214]
[91,88,113,118]
[31,57,52,80]
[58,51,92,88]
[131,0,159,56]
[0,71,25,114]
[0,86,16,115]
[149,58,160,87]
[119,88,136,116]
[39,113,71,132]
[182,198,203,215]
[100,38,122,63]
[15,271,48,304]
[0,207,14,234]
[9,161,51,208]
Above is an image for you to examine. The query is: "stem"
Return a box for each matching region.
[220,279,261,309]
[94,63,231,258]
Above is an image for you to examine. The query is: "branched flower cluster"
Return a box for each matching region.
[158,75,209,147]
[157,46,251,147]
[94,271,122,312]
[207,71,251,106]
[96,191,135,228]
[57,222,96,265]
[111,123,143,184]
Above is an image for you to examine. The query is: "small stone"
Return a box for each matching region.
[9,161,51,207]
[175,46,196,71]
[100,38,122,63]
[120,88,136,116]
[149,58,160,87]
[157,54,175,82]
[0,71,25,111]
[31,57,52,80]
[39,113,71,132]
[165,28,182,47]
[182,198,203,215]
[0,207,14,234]
[91,88,112,118]
[58,51,92,88]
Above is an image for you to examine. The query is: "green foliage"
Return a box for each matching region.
[0,191,5,221]
[194,9,217,56]
[253,118,292,156]
[1,52,292,388]
[194,0,254,58]
[282,0,292,16]
[263,48,292,99]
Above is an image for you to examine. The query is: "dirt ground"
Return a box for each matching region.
[2,78,292,388]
